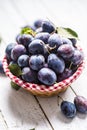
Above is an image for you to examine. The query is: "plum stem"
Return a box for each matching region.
[45,44,57,54]
[48,45,56,50]
[57,95,64,106]
[69,62,73,70]
[46,44,56,51]
[58,95,64,101]
[74,64,79,70]
[55,82,58,84]
[69,85,77,96]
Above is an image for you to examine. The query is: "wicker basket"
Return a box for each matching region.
[3,46,85,97]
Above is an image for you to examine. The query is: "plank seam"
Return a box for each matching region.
[34,96,54,130]
[0,109,8,129]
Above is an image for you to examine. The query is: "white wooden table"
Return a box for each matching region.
[0,0,87,130]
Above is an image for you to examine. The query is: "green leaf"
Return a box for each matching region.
[56,27,78,39]
[29,128,35,130]
[8,64,22,76]
[11,81,20,90]
[21,27,36,36]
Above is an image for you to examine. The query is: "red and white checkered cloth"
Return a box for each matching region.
[3,55,85,94]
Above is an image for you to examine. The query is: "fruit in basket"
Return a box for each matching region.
[35,32,50,44]
[4,19,84,86]
[18,54,29,67]
[69,38,77,47]
[29,55,45,71]
[5,43,16,61]
[42,21,55,33]
[11,44,27,61]
[16,34,34,48]
[70,49,84,65]
[47,54,65,74]
[34,19,43,29]
[57,44,75,59]
[38,68,57,86]
[28,39,45,55]
[48,33,63,52]
[61,101,76,118]
[22,67,38,83]
[62,37,73,45]
[57,68,73,82]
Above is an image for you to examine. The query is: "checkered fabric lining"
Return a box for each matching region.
[3,54,85,93]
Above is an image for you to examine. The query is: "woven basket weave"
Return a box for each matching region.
[3,46,85,97]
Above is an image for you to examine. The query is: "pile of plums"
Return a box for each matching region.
[5,19,84,86]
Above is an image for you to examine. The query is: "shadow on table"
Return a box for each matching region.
[77,113,86,119]
[56,110,87,124]
[8,87,49,126]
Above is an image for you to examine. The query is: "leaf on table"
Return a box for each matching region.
[11,81,20,90]
[21,27,36,36]
[8,64,22,76]
[56,27,78,39]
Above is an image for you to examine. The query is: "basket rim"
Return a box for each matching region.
[3,54,85,93]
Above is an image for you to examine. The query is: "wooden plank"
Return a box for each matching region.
[0,1,52,130]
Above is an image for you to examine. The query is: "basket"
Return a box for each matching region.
[3,46,85,97]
